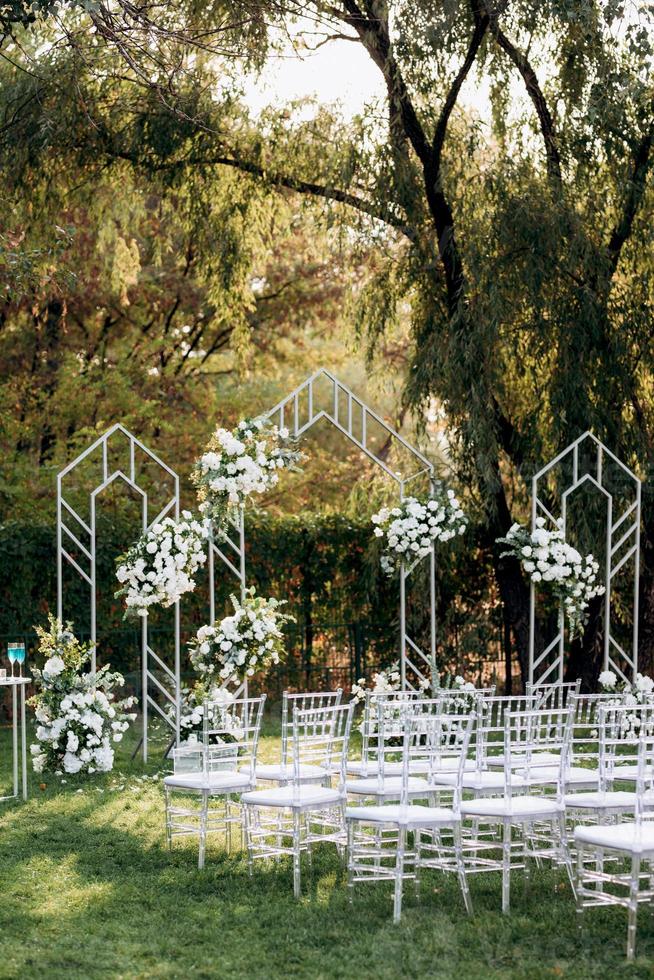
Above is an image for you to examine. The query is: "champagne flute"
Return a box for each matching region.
[13,642,26,678]
[7,643,18,679]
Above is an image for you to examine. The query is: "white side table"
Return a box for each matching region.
[1,676,30,801]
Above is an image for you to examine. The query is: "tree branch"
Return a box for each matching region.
[485,12,562,187]
[606,118,654,276]
[432,9,489,169]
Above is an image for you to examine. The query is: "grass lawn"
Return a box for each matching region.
[1,714,653,980]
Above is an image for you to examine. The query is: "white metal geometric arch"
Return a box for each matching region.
[208,368,437,691]
[56,423,181,760]
[528,431,641,687]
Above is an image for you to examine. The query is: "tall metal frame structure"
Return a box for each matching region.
[528,431,641,687]
[57,424,181,760]
[206,369,437,690]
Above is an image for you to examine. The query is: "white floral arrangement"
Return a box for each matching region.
[28,616,136,776]
[189,588,293,684]
[599,670,654,704]
[498,518,604,638]
[115,512,209,618]
[351,662,428,736]
[371,486,467,576]
[167,682,244,745]
[192,416,303,527]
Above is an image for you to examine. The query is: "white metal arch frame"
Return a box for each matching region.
[57,423,181,760]
[208,368,438,691]
[528,431,641,687]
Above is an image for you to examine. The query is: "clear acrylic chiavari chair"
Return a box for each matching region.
[565,703,654,829]
[346,689,424,778]
[241,701,354,898]
[345,704,475,922]
[164,694,266,869]
[256,689,342,786]
[459,706,575,912]
[574,732,654,959]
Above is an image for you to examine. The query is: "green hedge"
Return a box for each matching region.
[0,513,502,681]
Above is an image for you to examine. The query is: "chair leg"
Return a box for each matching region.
[575,842,585,938]
[347,820,355,904]
[243,804,254,877]
[198,790,209,870]
[455,822,472,915]
[164,786,172,851]
[627,854,641,961]
[502,819,511,914]
[557,813,574,894]
[293,809,302,899]
[393,826,406,924]
[414,829,421,898]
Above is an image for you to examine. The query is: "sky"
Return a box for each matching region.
[242,33,384,119]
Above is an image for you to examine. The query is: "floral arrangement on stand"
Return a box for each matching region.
[29,616,136,776]
[115,512,209,618]
[371,485,467,576]
[497,518,604,638]
[189,588,293,684]
[192,416,303,528]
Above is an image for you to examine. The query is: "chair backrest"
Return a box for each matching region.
[291,701,354,798]
[476,695,538,768]
[527,680,581,712]
[635,733,654,825]
[280,689,342,763]
[571,693,622,764]
[504,707,574,803]
[598,702,654,791]
[399,708,475,812]
[358,689,424,771]
[202,694,267,781]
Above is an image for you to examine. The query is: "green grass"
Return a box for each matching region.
[1,718,653,980]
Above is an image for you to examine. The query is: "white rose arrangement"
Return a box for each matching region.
[192,416,303,528]
[189,588,293,684]
[498,518,604,638]
[28,616,136,776]
[371,485,467,576]
[115,512,209,618]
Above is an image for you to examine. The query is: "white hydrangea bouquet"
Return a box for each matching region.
[192,416,303,527]
[351,662,428,738]
[498,518,604,637]
[115,512,209,618]
[371,485,467,576]
[189,588,293,684]
[28,616,136,776]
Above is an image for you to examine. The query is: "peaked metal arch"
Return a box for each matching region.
[209,369,438,691]
[528,431,641,687]
[56,424,181,760]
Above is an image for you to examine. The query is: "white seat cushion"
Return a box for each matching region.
[345,760,403,776]
[611,764,653,781]
[241,784,342,810]
[431,770,528,792]
[522,766,598,788]
[255,762,326,783]
[346,804,458,827]
[487,751,562,769]
[564,791,637,810]
[346,758,474,777]
[574,822,654,855]
[461,795,562,819]
[164,770,252,792]
[345,776,431,798]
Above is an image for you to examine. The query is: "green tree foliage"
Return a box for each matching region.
[3,1,654,683]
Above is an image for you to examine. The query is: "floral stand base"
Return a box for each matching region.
[0,676,30,801]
